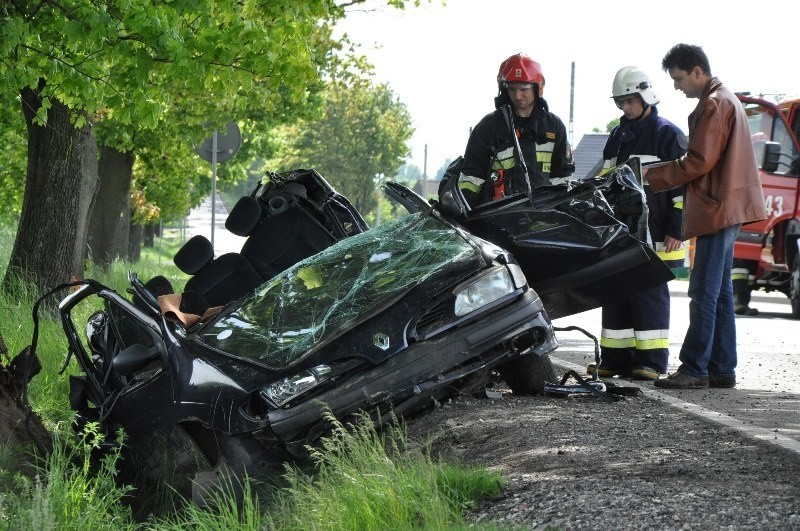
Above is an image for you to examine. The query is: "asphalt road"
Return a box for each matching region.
[550,281,800,455]
[183,194,245,256]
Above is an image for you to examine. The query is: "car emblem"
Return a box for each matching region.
[373,333,390,350]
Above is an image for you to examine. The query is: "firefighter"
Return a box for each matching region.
[454,52,575,205]
[732,259,759,315]
[590,66,688,380]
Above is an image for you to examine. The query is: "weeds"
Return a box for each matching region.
[264,410,505,530]
[0,422,134,530]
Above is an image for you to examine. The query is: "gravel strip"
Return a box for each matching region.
[404,390,800,530]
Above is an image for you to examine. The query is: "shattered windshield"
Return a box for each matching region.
[198,212,479,369]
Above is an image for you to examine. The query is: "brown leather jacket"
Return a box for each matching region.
[646,78,766,239]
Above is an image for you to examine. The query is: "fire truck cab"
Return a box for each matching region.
[734,93,800,318]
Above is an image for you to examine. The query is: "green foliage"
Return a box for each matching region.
[0,103,26,224]
[0,1,381,232]
[0,424,134,530]
[151,475,265,530]
[395,162,424,183]
[606,117,620,132]
[1,1,335,127]
[270,76,414,213]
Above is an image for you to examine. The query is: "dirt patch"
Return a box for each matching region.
[404,387,800,529]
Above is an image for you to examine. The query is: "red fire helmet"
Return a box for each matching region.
[497,53,545,96]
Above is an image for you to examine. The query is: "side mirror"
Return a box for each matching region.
[762,141,781,173]
[112,343,162,376]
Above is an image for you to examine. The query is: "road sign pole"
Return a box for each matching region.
[211,130,218,249]
[195,120,241,253]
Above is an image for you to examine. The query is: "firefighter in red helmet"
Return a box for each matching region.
[456,53,575,205]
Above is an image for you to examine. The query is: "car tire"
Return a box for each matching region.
[499,353,558,396]
[790,254,800,319]
[118,424,210,515]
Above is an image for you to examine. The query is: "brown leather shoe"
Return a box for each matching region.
[709,374,736,388]
[654,371,709,389]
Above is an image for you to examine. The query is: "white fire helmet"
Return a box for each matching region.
[612,66,660,106]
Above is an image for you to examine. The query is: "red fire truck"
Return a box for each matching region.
[733,93,800,318]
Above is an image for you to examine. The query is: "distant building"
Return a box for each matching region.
[572,133,609,180]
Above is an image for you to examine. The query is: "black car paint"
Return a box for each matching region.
[266,289,554,450]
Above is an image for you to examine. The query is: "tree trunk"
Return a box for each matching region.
[88,146,134,270]
[3,85,99,296]
[143,222,158,247]
[77,127,99,272]
[116,198,132,262]
[129,223,143,262]
[0,333,52,475]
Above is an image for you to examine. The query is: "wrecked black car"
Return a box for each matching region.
[49,162,670,504]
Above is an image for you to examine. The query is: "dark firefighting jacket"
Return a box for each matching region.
[457,98,575,205]
[603,106,688,261]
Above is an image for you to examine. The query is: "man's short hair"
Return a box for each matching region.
[662,43,712,76]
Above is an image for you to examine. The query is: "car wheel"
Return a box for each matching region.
[192,433,287,507]
[791,254,800,319]
[119,424,210,515]
[499,353,558,396]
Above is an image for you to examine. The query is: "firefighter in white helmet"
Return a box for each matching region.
[589,66,688,381]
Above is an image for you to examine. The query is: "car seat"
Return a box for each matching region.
[225,193,336,280]
[173,234,264,308]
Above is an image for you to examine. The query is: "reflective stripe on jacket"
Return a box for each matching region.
[458,98,575,205]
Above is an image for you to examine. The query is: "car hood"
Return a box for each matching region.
[195,212,488,369]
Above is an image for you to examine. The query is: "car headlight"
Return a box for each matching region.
[454,267,517,317]
[261,365,332,407]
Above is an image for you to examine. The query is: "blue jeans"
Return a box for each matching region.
[677,224,740,378]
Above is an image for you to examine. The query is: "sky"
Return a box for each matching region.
[336,0,800,174]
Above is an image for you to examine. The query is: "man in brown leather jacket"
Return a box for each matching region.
[643,43,766,389]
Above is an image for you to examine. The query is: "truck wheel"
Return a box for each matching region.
[791,255,800,319]
[499,353,558,396]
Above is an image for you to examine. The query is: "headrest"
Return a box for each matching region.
[265,191,294,215]
[173,234,214,275]
[225,196,262,237]
[144,275,174,297]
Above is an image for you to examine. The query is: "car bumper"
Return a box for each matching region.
[266,289,556,447]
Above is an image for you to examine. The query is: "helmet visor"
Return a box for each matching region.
[502,82,535,90]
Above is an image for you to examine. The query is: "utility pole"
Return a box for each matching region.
[422,144,428,198]
[569,61,575,146]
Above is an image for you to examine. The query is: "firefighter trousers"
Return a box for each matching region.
[599,280,673,374]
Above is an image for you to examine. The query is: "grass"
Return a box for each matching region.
[0,422,134,530]
[151,411,506,530]
[262,411,506,530]
[0,225,510,529]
